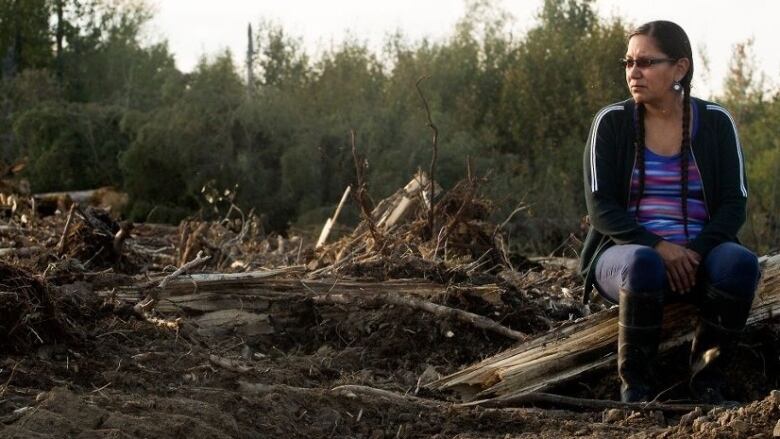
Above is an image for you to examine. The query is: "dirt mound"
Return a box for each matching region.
[668,390,780,438]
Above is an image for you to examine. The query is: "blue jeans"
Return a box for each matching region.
[594,242,760,304]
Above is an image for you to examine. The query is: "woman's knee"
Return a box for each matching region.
[621,247,666,293]
[704,242,760,299]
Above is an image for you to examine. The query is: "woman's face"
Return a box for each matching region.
[625,34,687,105]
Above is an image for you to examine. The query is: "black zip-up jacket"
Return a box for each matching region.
[579,97,748,303]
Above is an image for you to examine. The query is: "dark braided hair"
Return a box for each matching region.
[634,104,647,216]
[629,21,694,240]
[680,82,691,238]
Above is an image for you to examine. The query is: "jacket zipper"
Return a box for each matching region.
[689,147,712,219]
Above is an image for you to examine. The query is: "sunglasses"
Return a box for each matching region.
[620,57,678,69]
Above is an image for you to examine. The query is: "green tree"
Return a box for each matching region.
[120,52,246,221]
[719,40,779,252]
[14,102,128,191]
[0,0,52,76]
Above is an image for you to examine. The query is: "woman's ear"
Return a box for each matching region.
[675,57,691,81]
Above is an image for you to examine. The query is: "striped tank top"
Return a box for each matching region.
[628,147,709,245]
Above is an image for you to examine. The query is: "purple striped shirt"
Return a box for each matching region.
[628,147,709,245]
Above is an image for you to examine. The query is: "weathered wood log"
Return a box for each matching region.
[115,273,500,314]
[428,253,780,402]
[123,270,454,298]
[109,270,508,343]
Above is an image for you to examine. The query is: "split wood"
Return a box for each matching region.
[316,186,351,249]
[429,253,780,403]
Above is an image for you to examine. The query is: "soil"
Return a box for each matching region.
[0,261,777,438]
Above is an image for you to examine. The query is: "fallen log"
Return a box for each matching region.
[428,253,780,402]
[114,272,502,315]
[118,270,456,299]
[108,269,510,343]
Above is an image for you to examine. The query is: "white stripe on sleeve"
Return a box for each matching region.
[589,105,624,192]
[706,105,748,197]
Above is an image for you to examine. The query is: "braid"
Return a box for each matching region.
[634,103,647,215]
[629,20,696,241]
[680,84,691,240]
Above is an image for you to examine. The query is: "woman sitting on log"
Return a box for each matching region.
[579,20,761,404]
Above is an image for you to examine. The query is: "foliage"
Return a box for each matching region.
[719,39,780,253]
[14,101,129,191]
[0,0,776,254]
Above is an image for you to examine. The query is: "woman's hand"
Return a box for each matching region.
[654,240,701,293]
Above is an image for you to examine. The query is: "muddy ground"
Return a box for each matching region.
[0,196,778,438]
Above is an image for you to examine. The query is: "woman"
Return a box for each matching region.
[579,21,761,404]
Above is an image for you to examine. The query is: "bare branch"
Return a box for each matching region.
[415,75,439,239]
[350,128,382,245]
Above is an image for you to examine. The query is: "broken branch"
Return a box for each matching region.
[350,129,382,246]
[56,203,77,255]
[312,292,528,341]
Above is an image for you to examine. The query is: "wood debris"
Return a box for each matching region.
[428,254,780,403]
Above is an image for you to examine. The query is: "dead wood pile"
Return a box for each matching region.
[77,173,590,351]
[428,253,780,404]
[0,171,597,356]
[310,172,525,281]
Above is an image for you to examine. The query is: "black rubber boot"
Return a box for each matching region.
[618,288,665,403]
[689,282,753,404]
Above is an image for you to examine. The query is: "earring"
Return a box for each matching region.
[672,80,682,92]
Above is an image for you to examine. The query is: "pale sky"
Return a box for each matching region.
[149,0,780,97]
